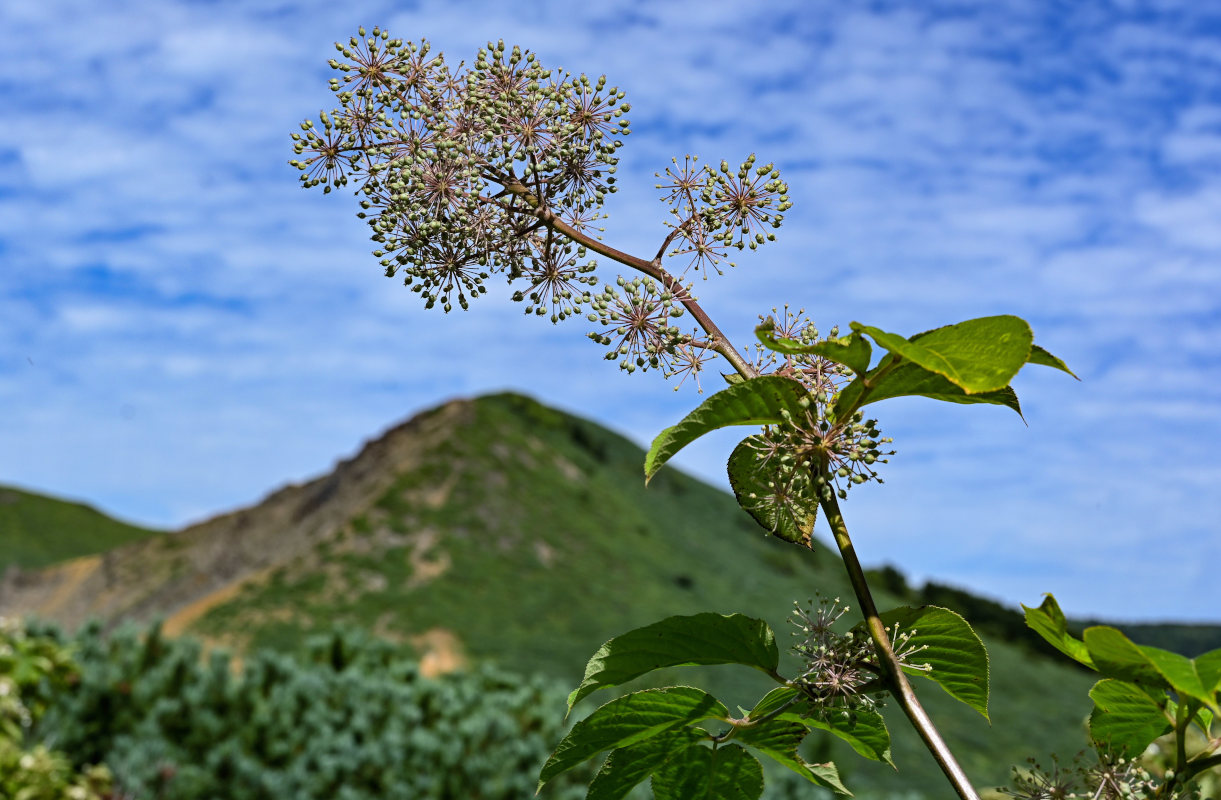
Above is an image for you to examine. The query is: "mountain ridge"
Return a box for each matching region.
[4,391,1215,795]
[0,397,472,630]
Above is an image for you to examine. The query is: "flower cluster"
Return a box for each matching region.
[751,306,852,397]
[751,404,894,505]
[1001,752,1186,800]
[291,30,630,318]
[789,597,930,713]
[656,154,791,278]
[586,276,684,373]
[292,28,793,386]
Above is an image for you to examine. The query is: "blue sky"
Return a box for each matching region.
[2,0,1218,622]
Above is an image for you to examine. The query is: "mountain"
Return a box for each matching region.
[0,484,161,573]
[0,393,1212,796]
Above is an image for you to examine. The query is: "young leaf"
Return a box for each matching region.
[1022,594,1094,668]
[850,315,1033,394]
[539,687,729,789]
[874,606,990,720]
[645,376,811,483]
[568,614,780,711]
[651,744,764,800]
[727,436,817,546]
[587,728,707,800]
[1088,678,1173,756]
[830,361,1023,421]
[755,320,873,375]
[1196,707,1215,736]
[1027,344,1078,379]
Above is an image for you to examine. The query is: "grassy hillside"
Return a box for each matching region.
[190,393,1097,797]
[0,484,161,572]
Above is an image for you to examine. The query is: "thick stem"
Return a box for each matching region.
[494,179,758,380]
[1177,750,1221,787]
[1176,703,1190,778]
[818,490,982,800]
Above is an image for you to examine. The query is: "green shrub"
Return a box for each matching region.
[35,622,590,800]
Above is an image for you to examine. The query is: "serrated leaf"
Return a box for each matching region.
[735,718,851,795]
[1084,627,1165,688]
[755,320,873,375]
[851,316,1033,393]
[746,688,892,767]
[727,436,816,546]
[872,606,990,720]
[651,744,764,800]
[645,376,811,483]
[587,728,706,800]
[1088,678,1172,756]
[1022,595,1094,668]
[1027,344,1078,378]
[1084,627,1216,706]
[807,707,893,767]
[1139,648,1213,705]
[830,362,1023,421]
[747,683,893,767]
[539,687,729,789]
[568,614,780,711]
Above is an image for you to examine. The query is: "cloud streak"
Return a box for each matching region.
[1,0,1218,621]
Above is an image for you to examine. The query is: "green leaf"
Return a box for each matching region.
[1027,344,1078,379]
[851,315,1033,393]
[651,744,764,800]
[755,320,873,375]
[1084,627,1165,687]
[807,708,893,767]
[1194,648,1221,695]
[539,687,729,789]
[830,361,1023,421]
[1088,678,1172,756]
[1195,707,1215,737]
[727,436,817,546]
[568,614,780,712]
[645,376,811,483]
[872,606,990,720]
[747,688,892,767]
[1084,627,1216,706]
[1022,595,1094,669]
[1139,648,1213,705]
[587,729,707,800]
[735,719,851,795]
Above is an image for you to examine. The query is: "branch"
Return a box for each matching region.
[493,178,758,381]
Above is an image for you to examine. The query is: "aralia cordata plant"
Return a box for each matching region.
[293,27,1221,800]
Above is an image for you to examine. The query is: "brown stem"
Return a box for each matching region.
[818,489,983,800]
[492,178,758,380]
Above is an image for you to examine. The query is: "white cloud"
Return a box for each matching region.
[1,0,1219,621]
